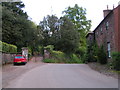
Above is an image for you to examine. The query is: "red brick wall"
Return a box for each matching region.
[113,5,120,52]
[119,6,120,52]
[94,11,115,55]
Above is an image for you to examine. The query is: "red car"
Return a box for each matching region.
[13,55,27,65]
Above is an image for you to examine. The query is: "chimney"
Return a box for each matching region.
[118,1,120,5]
[103,5,112,18]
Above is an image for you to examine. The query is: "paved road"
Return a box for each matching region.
[6,64,118,88]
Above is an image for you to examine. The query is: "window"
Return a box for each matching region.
[107,42,111,58]
[106,22,109,30]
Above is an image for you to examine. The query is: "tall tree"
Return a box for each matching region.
[2,2,37,51]
[63,4,91,55]
[55,17,80,54]
[63,4,91,32]
[39,15,59,45]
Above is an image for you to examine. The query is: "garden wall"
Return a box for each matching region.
[2,53,16,65]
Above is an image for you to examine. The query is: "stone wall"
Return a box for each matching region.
[44,50,50,59]
[2,53,16,65]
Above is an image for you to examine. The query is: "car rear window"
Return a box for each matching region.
[15,56,23,58]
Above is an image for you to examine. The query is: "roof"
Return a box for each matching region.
[86,32,94,38]
[93,5,120,32]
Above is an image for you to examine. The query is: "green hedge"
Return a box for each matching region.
[0,41,2,52]
[1,41,17,53]
[44,45,54,52]
[111,52,120,71]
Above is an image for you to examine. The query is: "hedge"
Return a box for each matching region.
[111,52,120,71]
[0,41,17,53]
[0,41,2,52]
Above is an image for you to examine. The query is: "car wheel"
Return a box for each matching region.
[13,63,16,65]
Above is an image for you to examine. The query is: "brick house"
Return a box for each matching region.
[86,3,120,58]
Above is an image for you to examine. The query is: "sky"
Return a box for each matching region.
[21,0,120,31]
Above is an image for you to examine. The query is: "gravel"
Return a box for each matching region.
[88,62,118,79]
[2,56,46,88]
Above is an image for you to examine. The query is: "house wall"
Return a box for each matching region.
[86,33,94,46]
[94,11,116,57]
[86,5,120,59]
[113,5,120,52]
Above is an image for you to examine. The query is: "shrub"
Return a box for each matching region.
[0,41,2,52]
[9,44,17,53]
[2,41,17,53]
[43,59,57,63]
[2,42,9,53]
[111,52,120,71]
[97,45,107,64]
[69,54,82,63]
[92,42,99,62]
[44,45,54,52]
[27,47,32,58]
[83,45,93,63]
[51,50,66,63]
[38,46,44,55]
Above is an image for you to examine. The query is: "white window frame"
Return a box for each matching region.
[107,42,111,58]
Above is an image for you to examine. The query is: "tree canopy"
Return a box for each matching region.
[2,2,38,51]
[2,2,91,56]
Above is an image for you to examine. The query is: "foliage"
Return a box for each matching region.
[91,42,99,62]
[97,45,107,64]
[44,45,54,52]
[8,44,17,53]
[111,52,120,70]
[43,59,58,63]
[75,46,86,60]
[0,41,2,52]
[2,2,38,52]
[38,46,44,55]
[83,46,92,63]
[84,41,107,64]
[43,45,82,63]
[2,41,17,53]
[2,42,9,53]
[39,15,59,46]
[50,50,66,63]
[69,54,82,63]
[55,17,80,54]
[63,4,91,53]
[63,4,91,32]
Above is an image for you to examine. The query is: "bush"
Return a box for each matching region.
[27,47,32,58]
[69,54,82,63]
[43,59,57,63]
[38,46,44,55]
[92,42,99,62]
[111,52,120,71]
[97,45,107,64]
[2,41,17,53]
[51,50,66,63]
[83,45,93,63]
[44,45,54,52]
[2,42,9,53]
[0,41,2,52]
[9,44,17,53]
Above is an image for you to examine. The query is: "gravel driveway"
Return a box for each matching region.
[2,56,45,88]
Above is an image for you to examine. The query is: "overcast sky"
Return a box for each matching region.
[21,0,120,31]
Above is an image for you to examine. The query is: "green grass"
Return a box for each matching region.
[43,59,57,63]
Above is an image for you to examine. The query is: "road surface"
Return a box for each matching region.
[6,64,118,88]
